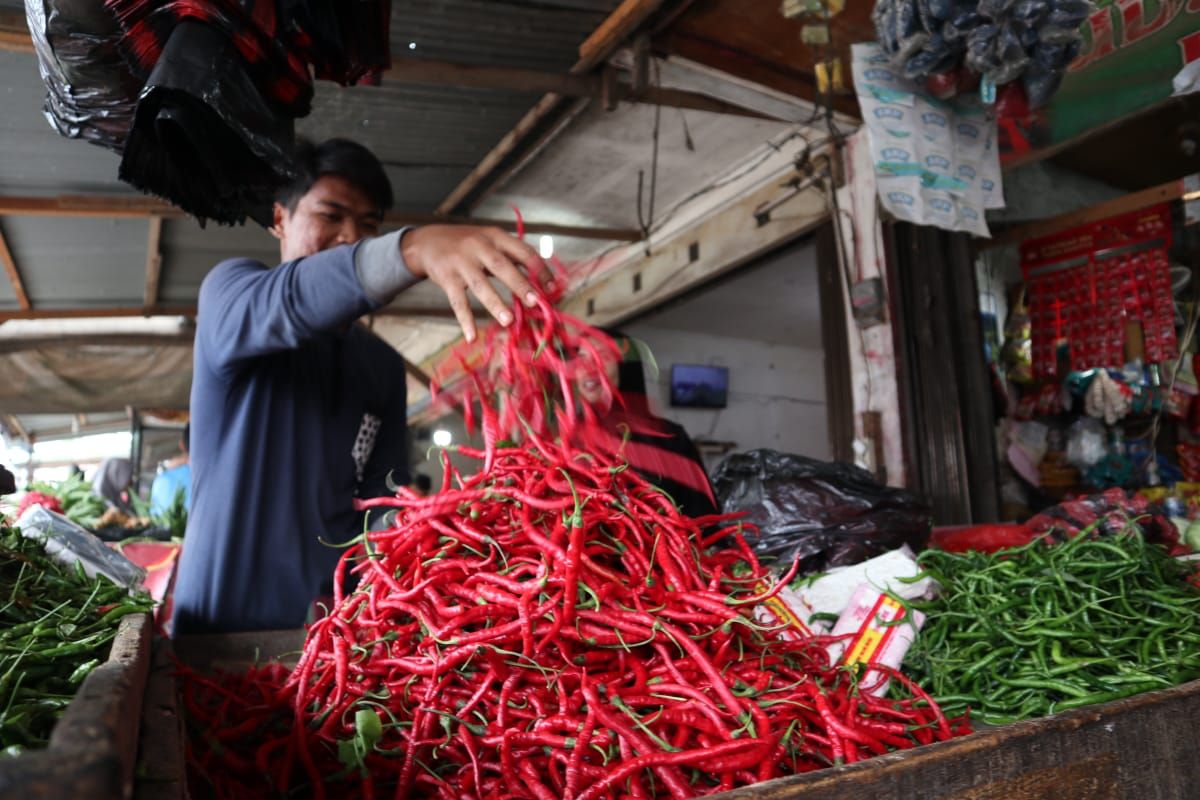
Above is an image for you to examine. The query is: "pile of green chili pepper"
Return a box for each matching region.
[0,525,152,754]
[903,527,1200,725]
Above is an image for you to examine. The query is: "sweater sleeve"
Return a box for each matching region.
[199,239,408,373]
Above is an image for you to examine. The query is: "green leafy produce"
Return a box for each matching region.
[28,473,106,530]
[0,525,153,753]
[903,528,1200,725]
[153,487,188,540]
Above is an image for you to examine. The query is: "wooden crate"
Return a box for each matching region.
[0,613,152,800]
[151,629,1200,799]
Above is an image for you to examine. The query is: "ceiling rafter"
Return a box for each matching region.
[143,216,164,312]
[0,10,32,54]
[0,195,641,241]
[435,0,673,216]
[0,220,31,311]
[0,305,490,323]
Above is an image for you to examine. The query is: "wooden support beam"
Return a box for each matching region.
[577,0,669,70]
[436,0,671,215]
[0,220,31,311]
[2,414,31,445]
[0,304,489,323]
[984,178,1189,249]
[0,9,32,54]
[0,195,184,218]
[143,216,164,311]
[0,306,196,323]
[0,195,642,241]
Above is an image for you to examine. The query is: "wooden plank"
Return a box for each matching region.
[0,195,185,218]
[986,178,1187,249]
[436,0,670,215]
[143,216,163,310]
[0,9,32,54]
[0,306,197,322]
[577,0,669,70]
[0,220,31,311]
[0,304,488,323]
[704,678,1200,798]
[2,414,30,444]
[0,195,641,241]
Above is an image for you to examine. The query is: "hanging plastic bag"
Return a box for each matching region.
[25,0,141,152]
[711,450,932,575]
[988,23,1031,85]
[118,20,296,226]
[978,0,1017,20]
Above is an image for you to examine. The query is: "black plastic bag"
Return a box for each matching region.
[25,0,141,152]
[118,20,296,226]
[711,450,932,575]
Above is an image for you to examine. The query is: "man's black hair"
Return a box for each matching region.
[276,138,394,213]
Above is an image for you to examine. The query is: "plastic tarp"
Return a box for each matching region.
[0,343,193,414]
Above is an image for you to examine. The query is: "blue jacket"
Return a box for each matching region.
[172,242,409,633]
[150,463,191,516]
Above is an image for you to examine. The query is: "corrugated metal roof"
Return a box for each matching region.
[1,216,147,309]
[158,218,278,306]
[0,50,129,194]
[391,0,617,71]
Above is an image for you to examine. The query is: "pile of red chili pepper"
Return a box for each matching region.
[182,257,965,799]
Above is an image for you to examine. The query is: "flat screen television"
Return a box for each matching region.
[669,364,729,409]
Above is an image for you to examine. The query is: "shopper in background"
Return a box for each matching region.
[174,138,544,634]
[150,424,192,516]
[578,330,718,519]
[92,457,134,514]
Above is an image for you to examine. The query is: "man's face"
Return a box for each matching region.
[272,174,384,262]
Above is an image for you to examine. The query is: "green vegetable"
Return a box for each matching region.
[903,528,1200,724]
[27,473,106,530]
[0,526,153,753]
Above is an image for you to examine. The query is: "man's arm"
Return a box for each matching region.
[198,232,418,372]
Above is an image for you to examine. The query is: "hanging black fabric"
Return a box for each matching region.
[117,19,295,226]
[98,0,392,225]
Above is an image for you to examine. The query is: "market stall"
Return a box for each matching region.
[2,0,1200,797]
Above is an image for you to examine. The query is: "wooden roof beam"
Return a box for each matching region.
[0,10,32,54]
[436,0,673,215]
[143,216,164,312]
[0,220,31,311]
[0,305,491,323]
[0,195,642,241]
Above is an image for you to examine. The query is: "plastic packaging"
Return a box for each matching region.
[826,585,926,696]
[117,20,297,226]
[25,0,141,152]
[872,0,1093,104]
[1066,417,1107,469]
[711,449,933,576]
[15,504,146,591]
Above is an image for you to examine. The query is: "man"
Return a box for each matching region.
[150,424,191,516]
[577,330,717,519]
[173,139,541,634]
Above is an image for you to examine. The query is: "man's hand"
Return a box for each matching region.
[401,225,545,342]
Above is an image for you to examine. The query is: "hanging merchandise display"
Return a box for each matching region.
[23,0,142,153]
[69,0,396,225]
[1020,204,1176,380]
[851,42,1005,237]
[117,19,296,227]
[870,0,1092,108]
